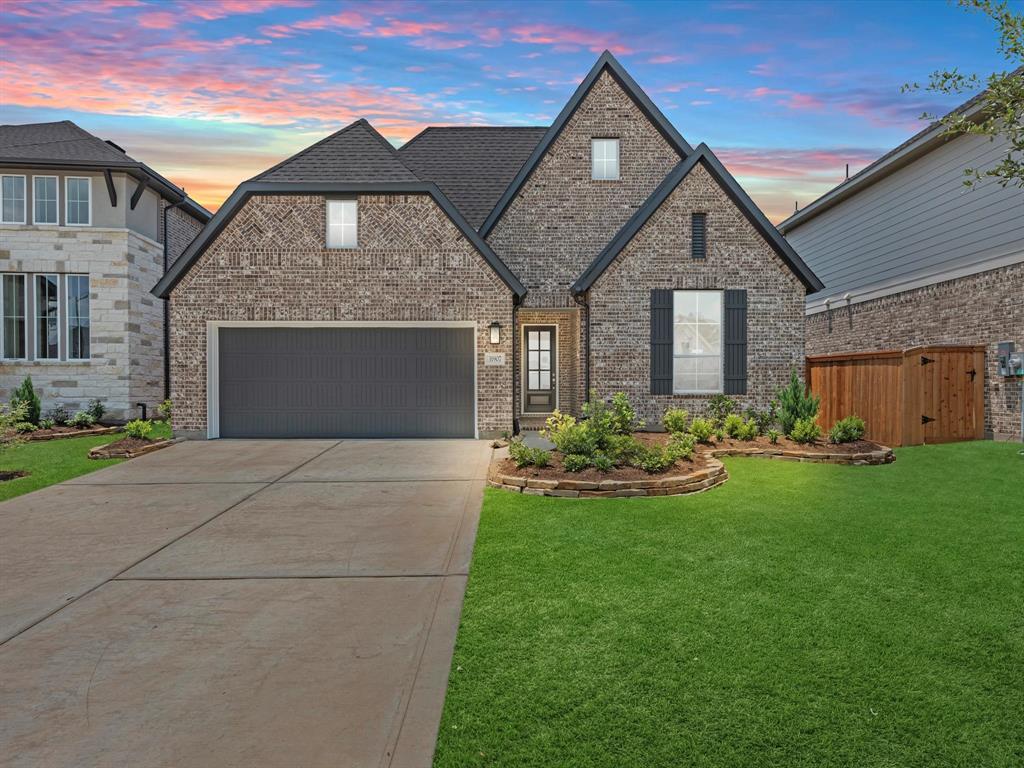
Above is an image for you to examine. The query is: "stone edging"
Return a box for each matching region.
[88,438,177,460]
[26,426,119,442]
[707,444,895,465]
[488,458,728,498]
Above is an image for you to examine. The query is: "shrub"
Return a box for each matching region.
[631,445,676,473]
[67,411,95,428]
[828,415,867,444]
[737,418,760,441]
[689,417,715,443]
[707,394,736,427]
[581,390,643,447]
[608,391,643,434]
[766,428,781,445]
[662,408,690,435]
[157,399,173,421]
[777,369,820,436]
[39,418,55,430]
[667,432,697,460]
[562,453,591,473]
[509,438,550,468]
[591,452,614,472]
[604,433,643,465]
[15,421,37,433]
[0,402,29,454]
[47,404,70,425]
[87,398,106,422]
[790,417,822,444]
[746,402,777,433]
[715,428,727,442]
[723,413,746,438]
[11,376,41,425]
[543,411,599,456]
[123,419,154,440]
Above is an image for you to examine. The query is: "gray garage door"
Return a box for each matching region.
[217,327,475,438]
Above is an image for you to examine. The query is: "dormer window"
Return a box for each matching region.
[326,199,357,248]
[591,138,619,180]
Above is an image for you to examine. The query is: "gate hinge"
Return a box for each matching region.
[920,356,934,366]
[921,415,935,425]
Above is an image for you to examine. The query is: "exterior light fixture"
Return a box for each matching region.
[489,322,502,345]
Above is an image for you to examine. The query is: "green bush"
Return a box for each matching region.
[123,419,154,440]
[737,418,760,441]
[509,438,551,469]
[562,453,591,473]
[631,445,676,474]
[0,402,29,453]
[47,405,70,425]
[87,398,105,422]
[667,432,697,460]
[591,452,614,472]
[715,428,727,442]
[543,411,599,456]
[777,369,820,436]
[67,411,95,429]
[11,376,41,425]
[767,428,781,445]
[828,415,867,444]
[157,398,173,421]
[661,408,689,434]
[604,433,643,465]
[746,402,777,433]
[581,390,643,446]
[39,418,55,430]
[15,421,37,433]
[791,417,822,444]
[688,417,715,443]
[608,391,643,434]
[707,394,736,427]
[723,413,745,438]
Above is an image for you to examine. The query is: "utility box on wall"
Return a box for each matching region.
[997,341,1023,377]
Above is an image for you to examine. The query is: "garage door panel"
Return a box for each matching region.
[217,327,475,438]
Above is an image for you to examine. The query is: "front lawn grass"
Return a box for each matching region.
[0,421,171,502]
[435,441,1024,767]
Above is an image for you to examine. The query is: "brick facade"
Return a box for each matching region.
[159,201,204,268]
[167,194,514,438]
[587,163,806,425]
[515,308,582,424]
[806,262,1024,440]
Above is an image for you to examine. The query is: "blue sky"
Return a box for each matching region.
[2,0,1018,221]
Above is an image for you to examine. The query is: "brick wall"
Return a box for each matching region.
[168,193,514,437]
[158,201,205,267]
[587,163,806,425]
[516,308,581,421]
[806,262,1024,440]
[486,70,681,308]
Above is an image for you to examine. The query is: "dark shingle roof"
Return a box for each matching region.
[398,126,547,228]
[255,119,418,183]
[0,120,141,166]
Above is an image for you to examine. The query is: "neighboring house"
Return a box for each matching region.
[779,89,1024,441]
[154,51,822,440]
[0,120,210,421]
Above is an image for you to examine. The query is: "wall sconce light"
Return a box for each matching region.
[489,321,502,345]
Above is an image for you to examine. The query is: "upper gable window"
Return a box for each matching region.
[326,199,357,248]
[591,138,619,180]
[66,177,91,225]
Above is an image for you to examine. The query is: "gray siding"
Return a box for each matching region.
[786,132,1024,303]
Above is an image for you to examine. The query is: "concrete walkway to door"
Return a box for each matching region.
[0,439,492,768]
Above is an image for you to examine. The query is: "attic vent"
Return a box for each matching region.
[104,139,126,153]
[691,213,707,259]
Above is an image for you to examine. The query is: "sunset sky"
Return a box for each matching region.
[1,0,1016,222]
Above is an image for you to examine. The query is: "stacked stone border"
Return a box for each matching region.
[25,426,119,442]
[88,438,176,460]
[708,444,895,465]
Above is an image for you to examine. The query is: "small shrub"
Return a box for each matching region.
[777,369,820,436]
[707,394,736,427]
[631,445,676,474]
[11,376,41,425]
[509,438,550,468]
[688,417,715,443]
[828,415,867,444]
[67,411,96,428]
[715,428,727,442]
[591,452,614,472]
[723,413,746,438]
[0,402,29,454]
[766,428,781,445]
[543,411,599,457]
[47,404,70,425]
[608,391,643,434]
[529,448,551,468]
[562,453,591,473]
[662,408,690,435]
[790,417,822,444]
[87,398,105,422]
[39,418,55,430]
[737,418,760,441]
[667,432,697,461]
[123,419,154,440]
[746,402,777,433]
[157,399,174,421]
[15,421,37,433]
[604,433,643,465]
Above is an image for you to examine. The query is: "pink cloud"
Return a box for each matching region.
[181,0,315,21]
[508,24,632,55]
[137,11,179,30]
[367,20,449,38]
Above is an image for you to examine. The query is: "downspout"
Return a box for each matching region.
[161,199,187,401]
[511,297,520,435]
[573,291,591,405]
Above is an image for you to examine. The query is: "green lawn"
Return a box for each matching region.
[0,421,171,502]
[435,441,1024,768]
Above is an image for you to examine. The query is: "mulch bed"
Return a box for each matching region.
[700,434,885,455]
[497,449,711,482]
[89,437,173,460]
[0,470,29,482]
[25,425,118,441]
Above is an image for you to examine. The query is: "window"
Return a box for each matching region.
[673,290,722,394]
[326,199,357,248]
[66,176,91,225]
[1,175,26,224]
[66,275,90,360]
[691,213,707,259]
[33,176,58,224]
[1,274,27,360]
[591,138,619,180]
[35,274,60,359]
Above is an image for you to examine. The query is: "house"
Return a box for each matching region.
[779,86,1024,441]
[0,120,210,421]
[153,51,822,439]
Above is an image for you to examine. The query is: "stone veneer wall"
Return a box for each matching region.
[486,70,682,309]
[516,308,581,420]
[806,261,1024,440]
[168,193,514,437]
[587,163,806,425]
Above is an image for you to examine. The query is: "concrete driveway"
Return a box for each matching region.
[0,439,492,768]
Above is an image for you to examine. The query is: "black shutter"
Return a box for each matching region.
[691,213,706,259]
[723,289,747,395]
[650,289,673,395]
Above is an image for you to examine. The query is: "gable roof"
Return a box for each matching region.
[151,178,527,301]
[399,126,547,228]
[573,143,824,294]
[477,50,694,238]
[0,120,210,221]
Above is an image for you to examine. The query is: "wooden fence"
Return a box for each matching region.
[806,345,985,447]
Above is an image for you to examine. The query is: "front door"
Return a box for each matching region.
[524,326,556,413]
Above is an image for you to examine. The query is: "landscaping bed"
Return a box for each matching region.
[24,425,119,441]
[88,436,174,460]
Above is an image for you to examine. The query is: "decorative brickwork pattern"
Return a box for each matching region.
[168,194,514,436]
[486,71,682,308]
[587,163,806,425]
[806,262,1024,440]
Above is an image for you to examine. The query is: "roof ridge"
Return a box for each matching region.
[251,120,369,181]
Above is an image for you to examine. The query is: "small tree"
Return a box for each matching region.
[902,0,1023,188]
[10,376,41,426]
[777,369,821,437]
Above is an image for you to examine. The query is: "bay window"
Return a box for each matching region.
[673,290,723,394]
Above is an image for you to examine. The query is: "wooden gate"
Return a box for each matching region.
[807,345,985,447]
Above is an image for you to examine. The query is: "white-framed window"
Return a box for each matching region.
[35,273,60,360]
[33,175,59,225]
[1,273,27,360]
[673,290,723,394]
[66,176,91,225]
[66,274,90,360]
[326,199,357,248]
[1,174,26,224]
[591,138,620,180]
